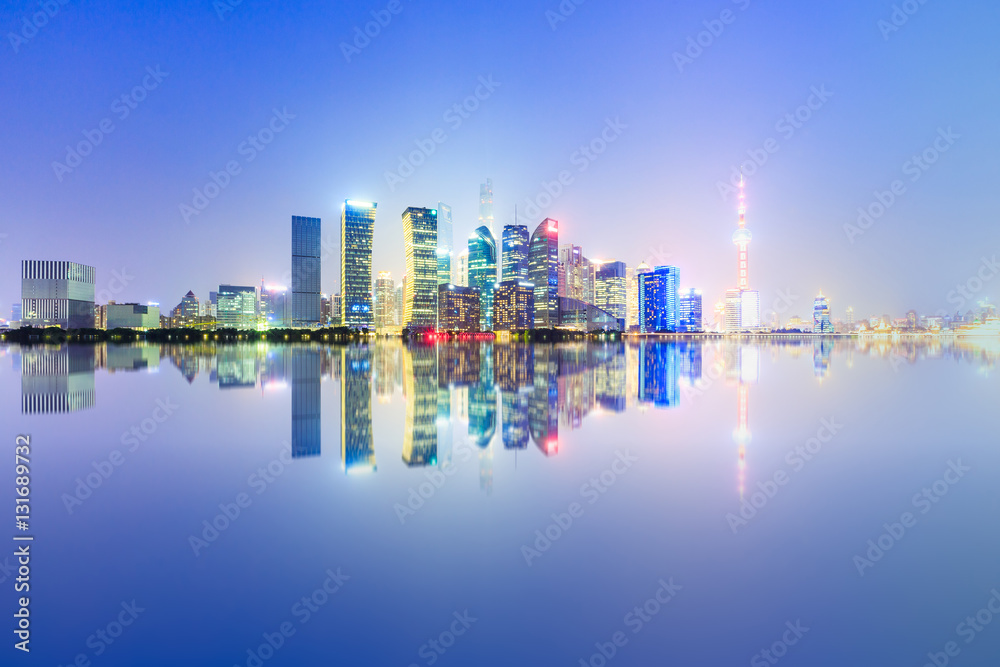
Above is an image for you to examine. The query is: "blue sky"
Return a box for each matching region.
[2,0,998,320]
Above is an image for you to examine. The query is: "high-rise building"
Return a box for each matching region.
[468,226,497,330]
[291,215,321,328]
[594,260,627,328]
[438,284,480,332]
[330,294,342,327]
[172,290,201,327]
[320,294,332,326]
[813,293,833,333]
[20,260,96,329]
[638,266,679,333]
[374,271,396,330]
[340,200,376,329]
[501,224,529,282]
[846,306,855,331]
[678,289,703,333]
[217,285,257,329]
[402,207,438,328]
[493,280,534,331]
[456,249,469,287]
[529,218,559,328]
[627,263,650,331]
[394,283,404,326]
[559,245,593,304]
[740,291,761,330]
[479,178,494,236]
[725,289,743,333]
[437,202,453,285]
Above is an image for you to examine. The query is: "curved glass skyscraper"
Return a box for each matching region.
[468,226,497,330]
[529,218,559,328]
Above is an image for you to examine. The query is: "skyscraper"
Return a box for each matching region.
[559,245,593,304]
[438,284,480,332]
[678,289,703,333]
[813,293,833,333]
[479,178,494,236]
[594,260,627,328]
[501,224,529,282]
[291,215,321,328]
[456,249,469,287]
[340,200,376,329]
[402,207,438,328]
[374,271,395,330]
[21,260,95,329]
[468,225,498,330]
[638,266,679,333]
[529,218,559,328]
[437,202,453,285]
[627,262,650,331]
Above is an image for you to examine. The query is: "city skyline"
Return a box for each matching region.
[3,3,997,320]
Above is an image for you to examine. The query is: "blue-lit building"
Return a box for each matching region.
[468,226,497,330]
[291,215,321,328]
[638,266,680,333]
[502,224,529,282]
[340,201,376,329]
[813,293,833,333]
[594,260,627,329]
[529,218,559,328]
[678,289,703,333]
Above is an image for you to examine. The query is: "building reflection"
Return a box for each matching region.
[342,345,375,473]
[402,344,437,467]
[290,348,321,458]
[20,346,96,414]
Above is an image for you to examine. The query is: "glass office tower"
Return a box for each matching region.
[402,207,439,328]
[437,202,453,285]
[528,219,559,328]
[638,266,680,333]
[502,224,529,282]
[468,226,497,330]
[291,215,321,328]
[340,201,376,329]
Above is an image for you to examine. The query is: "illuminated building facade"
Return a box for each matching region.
[813,293,833,333]
[438,284,480,332]
[403,207,439,328]
[468,226,497,330]
[727,176,760,332]
[107,303,160,330]
[479,178,495,236]
[374,272,396,330]
[501,224,529,282]
[493,280,534,331]
[594,260,627,329]
[437,202,453,285]
[638,266,679,333]
[341,200,376,328]
[217,285,258,329]
[529,218,559,327]
[678,289,703,333]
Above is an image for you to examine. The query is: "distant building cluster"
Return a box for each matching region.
[6,179,998,336]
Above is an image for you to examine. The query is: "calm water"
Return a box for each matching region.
[2,338,999,666]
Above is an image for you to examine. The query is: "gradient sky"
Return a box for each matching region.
[2,0,998,321]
